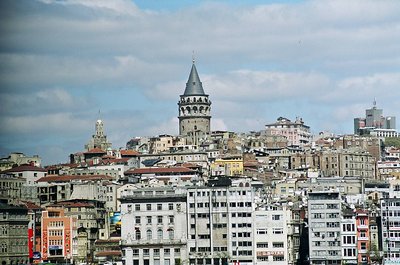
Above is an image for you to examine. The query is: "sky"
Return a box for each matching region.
[0,0,400,166]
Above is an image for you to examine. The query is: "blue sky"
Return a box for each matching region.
[1,0,400,165]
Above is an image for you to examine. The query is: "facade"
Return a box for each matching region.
[139,151,209,171]
[1,164,47,186]
[148,135,186,154]
[0,152,41,171]
[355,210,370,264]
[0,203,29,265]
[54,200,107,264]
[186,182,254,265]
[341,210,357,265]
[308,191,342,265]
[254,205,290,265]
[41,207,77,263]
[265,117,311,146]
[178,61,211,146]
[210,155,244,177]
[291,149,376,179]
[380,198,400,262]
[120,187,188,265]
[0,174,25,204]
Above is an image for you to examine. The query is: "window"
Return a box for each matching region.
[168,228,174,240]
[273,242,284,248]
[157,216,163,224]
[157,204,162,211]
[273,256,284,261]
[157,229,163,240]
[164,248,170,256]
[146,204,151,211]
[135,216,141,224]
[147,216,152,224]
[143,249,149,256]
[273,228,283,234]
[168,203,173,210]
[272,214,282,220]
[257,243,268,248]
[135,229,141,240]
[146,229,152,240]
[169,216,174,224]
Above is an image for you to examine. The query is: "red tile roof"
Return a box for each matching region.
[101,158,130,165]
[20,201,42,210]
[36,174,113,183]
[125,166,195,175]
[95,251,122,257]
[96,239,121,243]
[1,164,47,173]
[84,148,106,154]
[120,150,140,156]
[51,201,95,208]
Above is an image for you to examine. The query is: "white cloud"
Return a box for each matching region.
[1,0,400,164]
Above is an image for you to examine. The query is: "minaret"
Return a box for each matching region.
[178,59,211,146]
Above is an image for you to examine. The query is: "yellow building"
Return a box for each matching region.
[210,155,243,176]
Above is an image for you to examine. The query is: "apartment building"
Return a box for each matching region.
[308,191,342,265]
[186,181,254,265]
[356,210,370,264]
[120,187,188,265]
[41,207,77,263]
[209,155,244,177]
[380,198,400,262]
[265,117,311,147]
[341,210,357,265]
[0,203,29,265]
[254,205,290,264]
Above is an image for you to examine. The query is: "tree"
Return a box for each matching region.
[384,137,400,148]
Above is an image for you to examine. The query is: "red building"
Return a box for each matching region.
[41,207,77,263]
[356,209,370,264]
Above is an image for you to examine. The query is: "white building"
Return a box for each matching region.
[381,198,400,262]
[186,181,255,265]
[120,187,188,265]
[308,191,342,265]
[341,211,357,265]
[1,164,47,185]
[254,205,290,265]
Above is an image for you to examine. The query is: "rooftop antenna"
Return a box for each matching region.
[97,109,102,121]
[373,97,377,108]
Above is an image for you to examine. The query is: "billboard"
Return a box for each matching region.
[109,212,121,235]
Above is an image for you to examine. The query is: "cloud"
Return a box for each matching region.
[1,0,400,165]
[0,88,90,116]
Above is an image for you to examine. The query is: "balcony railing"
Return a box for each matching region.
[359,249,368,254]
[120,238,186,246]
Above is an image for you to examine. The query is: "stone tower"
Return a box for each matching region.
[85,119,112,151]
[178,60,211,145]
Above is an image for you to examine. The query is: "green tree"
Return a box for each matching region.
[384,137,400,148]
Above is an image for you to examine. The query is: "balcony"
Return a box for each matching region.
[359,249,368,254]
[120,238,186,247]
[357,224,368,230]
[358,236,369,241]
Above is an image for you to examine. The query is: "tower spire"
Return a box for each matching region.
[192,50,195,64]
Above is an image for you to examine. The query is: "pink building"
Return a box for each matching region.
[356,210,370,264]
[265,117,311,147]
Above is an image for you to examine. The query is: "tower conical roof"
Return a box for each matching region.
[183,63,205,96]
